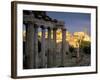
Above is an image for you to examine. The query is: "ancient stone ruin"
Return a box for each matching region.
[23,10,68,69]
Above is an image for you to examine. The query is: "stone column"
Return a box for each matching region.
[66,31,69,54]
[34,24,39,68]
[53,28,57,67]
[47,27,52,68]
[41,26,46,68]
[76,40,80,63]
[61,28,66,67]
[25,23,34,69]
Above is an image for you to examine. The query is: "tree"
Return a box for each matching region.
[69,45,75,53]
[80,41,91,54]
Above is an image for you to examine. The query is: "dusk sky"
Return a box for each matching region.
[47,11,91,35]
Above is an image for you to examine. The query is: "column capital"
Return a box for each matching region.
[62,28,67,31]
[34,24,39,28]
[53,28,57,30]
[40,25,46,29]
[47,27,52,30]
[24,21,33,25]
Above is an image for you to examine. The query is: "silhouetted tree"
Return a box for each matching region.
[80,41,91,54]
[69,45,75,53]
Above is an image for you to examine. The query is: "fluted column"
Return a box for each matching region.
[53,28,57,67]
[41,26,46,68]
[25,23,34,69]
[34,24,39,68]
[47,27,52,68]
[61,28,66,67]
